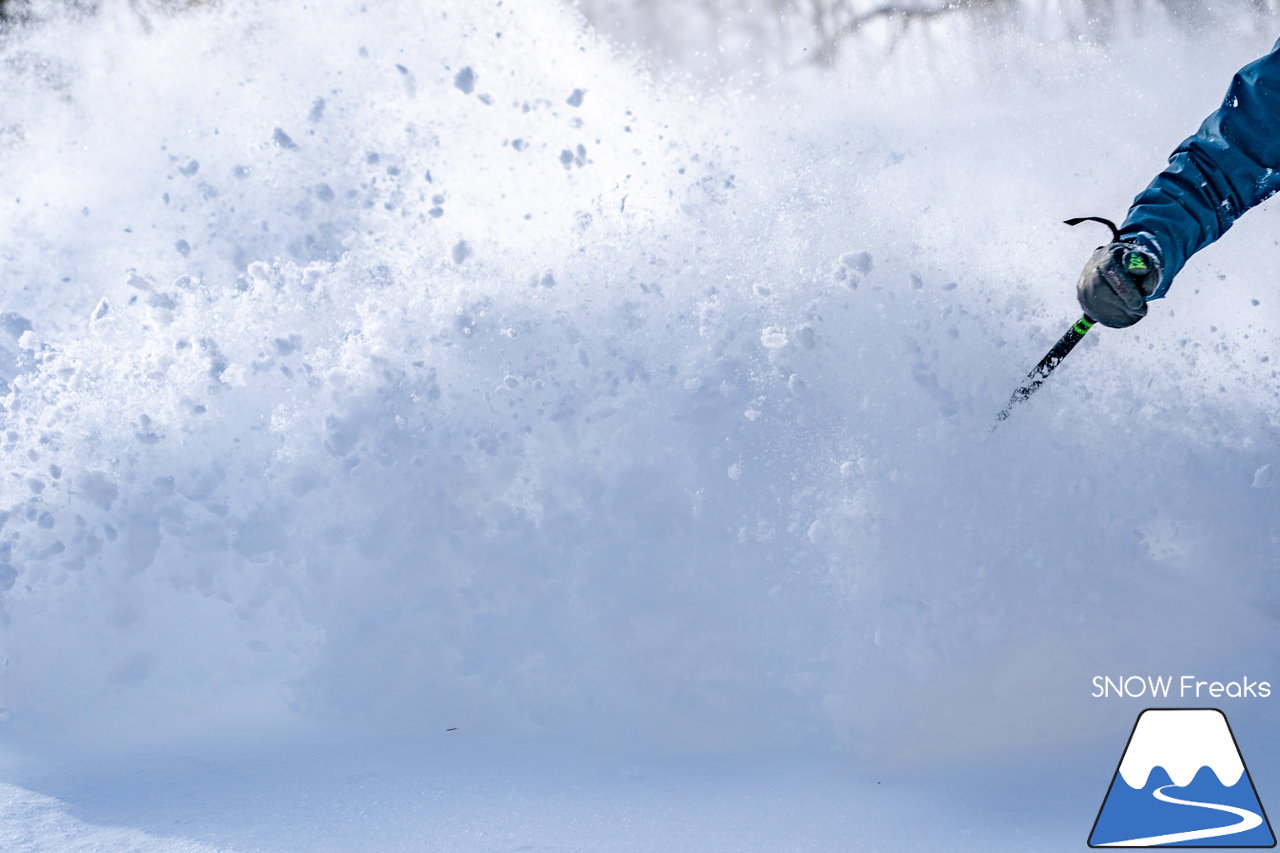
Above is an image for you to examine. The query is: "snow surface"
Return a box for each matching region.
[1,0,1280,849]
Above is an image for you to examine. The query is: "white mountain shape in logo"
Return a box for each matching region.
[1118,709,1244,789]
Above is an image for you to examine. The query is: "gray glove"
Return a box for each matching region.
[1076,241,1161,328]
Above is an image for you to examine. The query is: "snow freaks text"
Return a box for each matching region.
[1092,676,1272,700]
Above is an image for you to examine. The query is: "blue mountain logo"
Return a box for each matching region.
[1089,708,1275,847]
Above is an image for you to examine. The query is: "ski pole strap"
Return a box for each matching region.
[1064,217,1121,244]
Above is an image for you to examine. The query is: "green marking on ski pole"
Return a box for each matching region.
[1126,252,1149,273]
[996,313,1097,425]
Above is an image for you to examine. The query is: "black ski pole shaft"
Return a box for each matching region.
[995,314,1095,423]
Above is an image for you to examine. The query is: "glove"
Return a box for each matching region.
[1076,240,1162,328]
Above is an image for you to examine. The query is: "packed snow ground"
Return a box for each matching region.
[2,0,1280,848]
[0,729,1111,852]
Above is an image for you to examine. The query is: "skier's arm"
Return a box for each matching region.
[1120,43,1280,298]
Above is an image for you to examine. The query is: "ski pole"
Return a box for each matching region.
[995,314,1095,422]
[994,216,1148,424]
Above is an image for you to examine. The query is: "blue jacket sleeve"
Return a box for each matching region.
[1121,42,1280,298]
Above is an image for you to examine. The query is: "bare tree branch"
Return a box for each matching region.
[810,0,1005,65]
